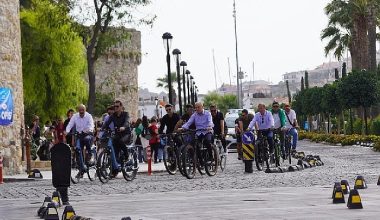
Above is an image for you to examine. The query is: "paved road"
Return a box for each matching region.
[1,140,380,219]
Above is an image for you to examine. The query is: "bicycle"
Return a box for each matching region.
[96,129,138,183]
[284,128,297,165]
[70,132,97,184]
[181,129,219,179]
[272,130,282,167]
[254,129,270,171]
[214,135,227,172]
[162,133,185,175]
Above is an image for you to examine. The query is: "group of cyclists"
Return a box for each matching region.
[30,98,299,182]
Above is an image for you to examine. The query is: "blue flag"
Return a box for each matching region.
[0,88,14,126]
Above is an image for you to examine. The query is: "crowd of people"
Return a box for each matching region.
[28,99,299,165]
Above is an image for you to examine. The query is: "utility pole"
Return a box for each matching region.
[212,49,218,91]
[228,57,232,86]
[233,0,240,108]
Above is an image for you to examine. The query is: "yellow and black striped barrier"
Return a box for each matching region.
[242,131,255,173]
[242,143,254,161]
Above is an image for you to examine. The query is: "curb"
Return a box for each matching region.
[3,178,36,183]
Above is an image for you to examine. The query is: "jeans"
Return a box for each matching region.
[197,133,213,149]
[75,134,93,171]
[286,128,298,150]
[137,145,144,163]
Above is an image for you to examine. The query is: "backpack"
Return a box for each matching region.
[141,126,152,140]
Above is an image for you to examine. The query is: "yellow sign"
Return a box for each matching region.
[341,185,346,190]
[65,212,75,219]
[242,144,254,160]
[335,192,343,199]
[352,195,361,203]
[356,180,363,186]
[52,197,59,203]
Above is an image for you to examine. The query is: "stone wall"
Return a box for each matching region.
[0,0,25,175]
[96,28,141,120]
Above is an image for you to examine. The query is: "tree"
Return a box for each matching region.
[336,70,379,134]
[304,71,309,89]
[342,62,348,78]
[285,80,292,103]
[156,73,178,104]
[301,77,305,91]
[203,92,238,114]
[334,68,340,80]
[21,0,87,123]
[69,0,156,113]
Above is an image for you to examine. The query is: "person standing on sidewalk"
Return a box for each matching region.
[149,117,160,163]
[134,118,145,163]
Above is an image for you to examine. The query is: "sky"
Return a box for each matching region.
[135,0,332,94]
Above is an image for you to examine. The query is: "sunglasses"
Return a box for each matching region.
[114,105,120,108]
[261,117,264,124]
[273,105,279,108]
[166,108,171,111]
[242,114,247,117]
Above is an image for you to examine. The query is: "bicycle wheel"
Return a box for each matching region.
[254,143,263,171]
[122,149,138,181]
[182,144,196,179]
[205,145,218,176]
[286,137,292,165]
[274,142,281,167]
[263,140,270,171]
[220,153,227,172]
[164,145,177,175]
[177,145,186,176]
[70,151,81,184]
[87,164,97,181]
[96,150,111,184]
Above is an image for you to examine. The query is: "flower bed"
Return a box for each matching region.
[298,130,380,151]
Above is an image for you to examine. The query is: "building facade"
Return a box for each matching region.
[0,0,25,175]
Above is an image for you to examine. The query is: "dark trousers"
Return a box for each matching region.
[76,134,93,155]
[150,143,160,162]
[112,134,130,163]
[56,187,68,202]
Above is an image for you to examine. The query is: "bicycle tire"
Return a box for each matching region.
[182,144,196,179]
[96,150,111,184]
[263,139,270,171]
[178,145,187,177]
[70,151,80,184]
[274,141,281,167]
[286,137,292,165]
[254,141,263,171]
[164,145,177,175]
[205,145,218,176]
[220,153,227,172]
[87,166,97,181]
[122,149,138,181]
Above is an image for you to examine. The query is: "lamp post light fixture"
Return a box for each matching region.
[162,32,173,105]
[172,48,183,115]
[180,61,187,106]
[154,97,159,118]
[186,70,191,104]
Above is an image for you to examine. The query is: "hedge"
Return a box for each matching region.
[298,130,380,151]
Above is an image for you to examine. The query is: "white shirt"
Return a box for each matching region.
[65,112,94,133]
[272,112,281,129]
[285,109,297,129]
[248,111,274,130]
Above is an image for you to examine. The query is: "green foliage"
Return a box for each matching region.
[93,92,114,118]
[370,116,380,135]
[336,70,379,109]
[321,83,341,115]
[353,118,363,135]
[304,71,309,89]
[286,80,291,103]
[301,77,305,91]
[21,0,87,123]
[203,92,238,114]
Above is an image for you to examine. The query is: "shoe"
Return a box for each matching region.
[291,149,297,155]
[75,172,83,179]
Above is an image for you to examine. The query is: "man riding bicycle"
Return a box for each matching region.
[210,104,227,153]
[270,101,286,159]
[65,104,95,169]
[284,104,299,153]
[248,104,275,156]
[179,102,214,151]
[159,104,180,135]
[102,100,132,164]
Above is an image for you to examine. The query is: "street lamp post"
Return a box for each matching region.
[154,97,159,118]
[162,32,173,105]
[190,75,194,105]
[186,70,191,104]
[173,48,183,115]
[195,86,198,102]
[180,61,187,106]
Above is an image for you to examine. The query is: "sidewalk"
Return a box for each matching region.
[3,161,166,182]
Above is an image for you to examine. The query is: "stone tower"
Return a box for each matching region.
[96,28,141,120]
[0,0,25,175]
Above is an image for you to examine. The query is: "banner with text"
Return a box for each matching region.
[0,88,14,126]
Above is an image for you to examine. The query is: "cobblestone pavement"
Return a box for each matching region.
[1,140,379,200]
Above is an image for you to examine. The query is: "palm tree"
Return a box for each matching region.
[156,72,179,104]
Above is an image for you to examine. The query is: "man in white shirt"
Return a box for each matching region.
[284,104,299,152]
[65,104,94,167]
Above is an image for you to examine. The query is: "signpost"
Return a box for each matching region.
[0,88,14,126]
